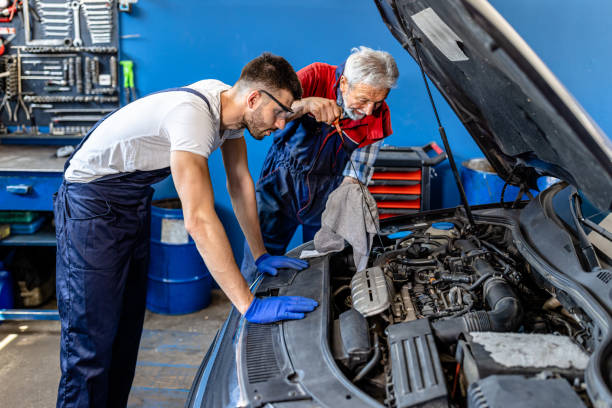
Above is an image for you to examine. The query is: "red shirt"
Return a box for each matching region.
[297,62,393,148]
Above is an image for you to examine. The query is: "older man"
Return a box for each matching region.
[242,46,398,278]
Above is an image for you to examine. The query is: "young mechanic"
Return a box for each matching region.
[54,53,318,408]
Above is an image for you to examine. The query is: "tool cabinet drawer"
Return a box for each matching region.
[0,173,63,211]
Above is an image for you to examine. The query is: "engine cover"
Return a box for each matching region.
[387,319,448,408]
[350,266,391,317]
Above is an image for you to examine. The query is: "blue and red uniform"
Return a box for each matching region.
[244,62,392,272]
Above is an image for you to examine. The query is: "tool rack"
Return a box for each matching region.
[0,0,120,143]
[0,0,121,320]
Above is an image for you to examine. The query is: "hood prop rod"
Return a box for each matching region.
[411,36,476,229]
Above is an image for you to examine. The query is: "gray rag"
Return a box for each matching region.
[313,182,379,270]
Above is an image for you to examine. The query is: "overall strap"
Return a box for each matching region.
[64,87,211,172]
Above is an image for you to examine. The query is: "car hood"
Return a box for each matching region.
[375,0,612,211]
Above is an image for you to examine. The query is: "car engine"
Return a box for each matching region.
[329,219,592,408]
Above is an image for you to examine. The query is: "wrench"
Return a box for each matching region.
[84,9,110,15]
[71,1,82,47]
[37,2,69,8]
[83,3,111,8]
[39,10,71,16]
[42,17,71,24]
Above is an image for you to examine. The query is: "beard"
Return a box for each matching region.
[245,105,275,140]
[343,105,366,121]
[339,90,366,121]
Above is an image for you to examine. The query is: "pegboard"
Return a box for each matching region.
[0,0,120,143]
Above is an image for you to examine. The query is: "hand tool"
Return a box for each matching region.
[24,95,118,103]
[91,88,116,94]
[22,46,116,53]
[84,3,112,9]
[0,56,17,118]
[75,56,82,93]
[44,26,70,31]
[45,32,70,37]
[24,70,63,75]
[14,49,31,122]
[84,56,92,93]
[41,17,71,24]
[39,10,71,16]
[62,59,68,81]
[22,75,64,80]
[109,55,117,87]
[70,1,82,47]
[0,0,20,23]
[44,107,113,113]
[92,56,99,84]
[43,85,71,92]
[46,79,67,85]
[0,33,15,56]
[52,114,104,122]
[119,59,135,103]
[23,0,64,46]
[36,1,69,8]
[85,9,111,15]
[28,102,53,114]
[67,57,74,85]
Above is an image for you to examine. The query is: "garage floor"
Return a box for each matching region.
[0,290,231,408]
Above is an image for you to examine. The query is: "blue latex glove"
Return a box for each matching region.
[244,296,318,324]
[255,253,308,276]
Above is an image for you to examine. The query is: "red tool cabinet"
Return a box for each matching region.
[368,142,446,219]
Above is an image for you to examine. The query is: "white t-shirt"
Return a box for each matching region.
[65,79,244,183]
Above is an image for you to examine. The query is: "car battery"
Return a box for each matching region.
[368,142,446,219]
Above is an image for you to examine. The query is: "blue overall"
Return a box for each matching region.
[256,115,360,253]
[241,114,360,282]
[54,88,210,408]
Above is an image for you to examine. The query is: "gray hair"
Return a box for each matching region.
[343,46,399,89]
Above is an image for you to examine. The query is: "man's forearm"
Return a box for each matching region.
[228,178,267,261]
[186,212,254,314]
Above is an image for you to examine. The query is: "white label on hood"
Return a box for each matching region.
[411,7,469,62]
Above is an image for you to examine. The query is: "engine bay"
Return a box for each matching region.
[329,218,593,407]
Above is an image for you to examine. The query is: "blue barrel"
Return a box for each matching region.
[461,158,558,205]
[0,261,14,309]
[146,199,213,315]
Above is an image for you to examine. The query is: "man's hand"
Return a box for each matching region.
[244,296,318,324]
[342,176,360,185]
[255,253,308,276]
[291,97,342,125]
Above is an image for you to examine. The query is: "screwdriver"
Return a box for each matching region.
[119,60,136,105]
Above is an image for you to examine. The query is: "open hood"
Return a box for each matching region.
[375,0,612,211]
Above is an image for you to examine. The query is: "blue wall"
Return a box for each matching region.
[120,1,612,259]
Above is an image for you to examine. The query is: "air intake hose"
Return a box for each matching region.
[432,240,522,343]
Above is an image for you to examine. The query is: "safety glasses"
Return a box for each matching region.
[259,89,294,119]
